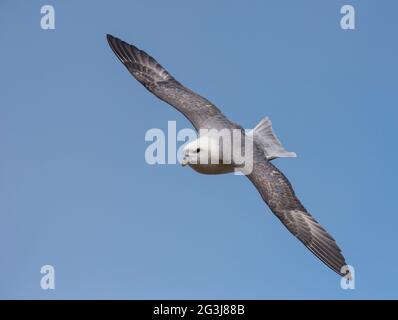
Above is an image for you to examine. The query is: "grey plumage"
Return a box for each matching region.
[106,34,349,276]
[248,160,347,275]
[107,34,224,131]
[249,117,297,160]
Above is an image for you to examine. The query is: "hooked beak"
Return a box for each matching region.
[181,156,189,166]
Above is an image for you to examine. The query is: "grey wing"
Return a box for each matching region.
[248,160,348,276]
[107,34,223,130]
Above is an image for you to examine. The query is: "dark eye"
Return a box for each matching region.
[196,148,201,153]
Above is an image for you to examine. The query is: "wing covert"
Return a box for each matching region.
[247,160,349,276]
[107,34,223,130]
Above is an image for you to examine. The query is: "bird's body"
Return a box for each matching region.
[190,161,236,175]
[106,34,349,277]
[182,132,241,174]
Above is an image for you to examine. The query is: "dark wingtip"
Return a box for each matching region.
[106,34,118,57]
[106,34,115,44]
[106,34,131,52]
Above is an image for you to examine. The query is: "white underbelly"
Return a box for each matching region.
[189,163,235,175]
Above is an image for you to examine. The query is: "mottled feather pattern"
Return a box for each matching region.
[248,160,347,275]
[107,34,223,130]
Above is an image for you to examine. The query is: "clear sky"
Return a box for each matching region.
[1,0,397,299]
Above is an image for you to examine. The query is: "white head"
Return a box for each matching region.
[181,135,219,167]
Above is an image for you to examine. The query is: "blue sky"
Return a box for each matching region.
[1,0,397,299]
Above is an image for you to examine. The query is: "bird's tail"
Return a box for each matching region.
[248,117,297,161]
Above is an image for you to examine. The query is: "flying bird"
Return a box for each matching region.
[106,34,349,276]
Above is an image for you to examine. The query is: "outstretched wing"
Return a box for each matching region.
[248,160,348,276]
[107,34,224,130]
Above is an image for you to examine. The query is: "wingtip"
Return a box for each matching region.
[106,34,134,50]
[106,34,115,42]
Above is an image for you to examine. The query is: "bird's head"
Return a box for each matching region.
[181,136,216,167]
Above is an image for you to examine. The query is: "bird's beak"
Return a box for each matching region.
[181,156,188,166]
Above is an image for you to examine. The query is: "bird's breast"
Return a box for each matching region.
[189,163,235,175]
